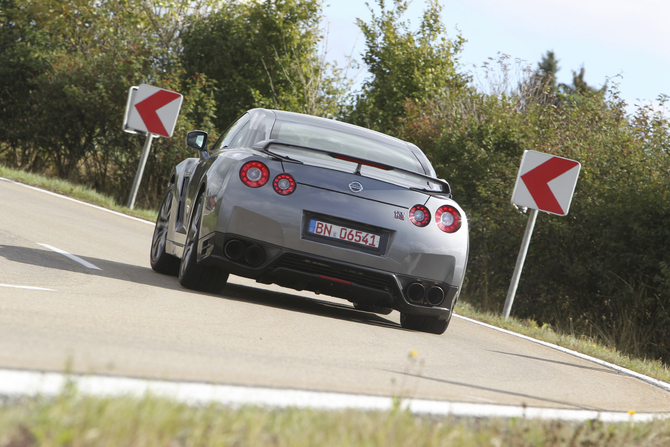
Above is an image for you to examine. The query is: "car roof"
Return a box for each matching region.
[268,110,400,143]
[249,109,436,177]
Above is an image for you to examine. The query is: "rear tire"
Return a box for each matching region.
[400,312,450,334]
[178,194,229,294]
[150,187,180,276]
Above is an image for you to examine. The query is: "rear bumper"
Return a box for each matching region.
[198,232,458,319]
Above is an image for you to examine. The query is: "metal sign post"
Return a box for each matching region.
[127,133,158,209]
[502,208,538,318]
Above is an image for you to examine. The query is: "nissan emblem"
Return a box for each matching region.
[349,181,363,193]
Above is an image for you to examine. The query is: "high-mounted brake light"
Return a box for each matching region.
[273,173,296,195]
[409,204,431,227]
[435,205,462,233]
[240,161,269,188]
[332,155,393,171]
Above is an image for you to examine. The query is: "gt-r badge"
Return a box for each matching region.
[394,211,405,220]
[349,181,363,193]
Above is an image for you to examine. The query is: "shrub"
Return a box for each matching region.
[398,64,670,362]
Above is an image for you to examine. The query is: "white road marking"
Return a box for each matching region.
[453,314,670,394]
[0,284,55,291]
[37,243,101,270]
[0,368,667,422]
[0,177,154,226]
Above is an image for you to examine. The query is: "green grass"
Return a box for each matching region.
[0,165,157,223]
[0,391,669,447]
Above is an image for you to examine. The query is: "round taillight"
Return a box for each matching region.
[273,173,296,195]
[240,161,269,188]
[435,205,462,233]
[409,204,431,227]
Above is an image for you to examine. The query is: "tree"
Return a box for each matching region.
[0,0,53,170]
[181,0,348,128]
[347,0,466,133]
[533,50,605,105]
[0,0,219,207]
[536,50,560,91]
[1,0,347,207]
[567,66,607,96]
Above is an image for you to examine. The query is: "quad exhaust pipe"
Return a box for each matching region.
[406,283,425,303]
[405,282,445,307]
[224,239,266,266]
[244,245,265,266]
[224,239,245,260]
[426,286,445,306]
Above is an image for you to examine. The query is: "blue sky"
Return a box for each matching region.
[322,0,670,114]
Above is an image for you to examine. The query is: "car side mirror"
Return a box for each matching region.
[186,130,209,152]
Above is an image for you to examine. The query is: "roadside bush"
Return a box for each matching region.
[0,0,347,209]
[398,70,670,362]
[181,0,349,129]
[0,0,220,208]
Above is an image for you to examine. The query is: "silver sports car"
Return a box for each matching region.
[150,109,468,334]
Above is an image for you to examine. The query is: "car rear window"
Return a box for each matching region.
[271,120,424,174]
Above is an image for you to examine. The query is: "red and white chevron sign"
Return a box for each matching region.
[124,84,183,138]
[511,151,581,216]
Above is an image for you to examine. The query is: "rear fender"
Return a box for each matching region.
[200,152,257,239]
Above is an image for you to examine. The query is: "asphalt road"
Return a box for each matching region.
[1,178,669,412]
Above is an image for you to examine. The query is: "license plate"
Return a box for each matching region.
[308,219,381,248]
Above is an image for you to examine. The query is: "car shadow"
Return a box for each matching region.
[486,350,619,375]
[219,282,400,330]
[0,244,401,331]
[387,369,607,411]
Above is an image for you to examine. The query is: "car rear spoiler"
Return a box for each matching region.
[252,139,452,197]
